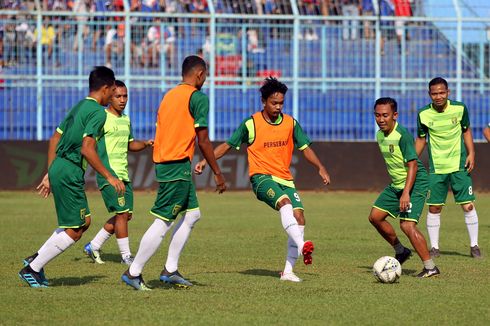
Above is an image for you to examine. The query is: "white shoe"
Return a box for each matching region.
[280,272,302,282]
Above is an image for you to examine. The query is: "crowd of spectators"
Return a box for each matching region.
[0,1,421,69]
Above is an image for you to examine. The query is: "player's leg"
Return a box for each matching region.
[451,171,480,258]
[113,183,134,264]
[161,182,199,288]
[19,159,88,287]
[281,207,304,282]
[426,173,449,257]
[370,186,411,264]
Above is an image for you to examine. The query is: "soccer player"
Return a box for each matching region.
[484,123,490,142]
[19,66,125,288]
[83,80,153,266]
[415,77,481,259]
[369,97,440,278]
[121,55,226,291]
[195,77,330,282]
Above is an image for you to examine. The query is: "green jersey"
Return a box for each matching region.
[155,91,209,182]
[55,97,107,170]
[227,114,311,151]
[96,110,134,187]
[417,100,470,174]
[377,122,427,190]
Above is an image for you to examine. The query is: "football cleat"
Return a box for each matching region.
[23,253,48,286]
[470,245,482,259]
[280,272,302,282]
[18,265,48,288]
[121,270,151,291]
[395,247,412,265]
[83,242,105,264]
[302,240,314,265]
[159,268,193,288]
[429,247,440,258]
[121,256,134,266]
[417,266,441,278]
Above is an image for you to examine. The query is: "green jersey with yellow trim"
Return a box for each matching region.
[96,110,133,187]
[55,97,107,170]
[417,100,470,174]
[377,122,427,190]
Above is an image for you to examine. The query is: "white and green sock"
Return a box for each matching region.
[30,231,75,272]
[91,228,112,251]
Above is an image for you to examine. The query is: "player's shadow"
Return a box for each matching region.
[239,269,279,278]
[439,250,470,257]
[48,275,106,286]
[147,279,205,289]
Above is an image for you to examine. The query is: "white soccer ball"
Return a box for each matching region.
[373,256,402,283]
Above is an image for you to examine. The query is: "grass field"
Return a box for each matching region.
[1,190,489,325]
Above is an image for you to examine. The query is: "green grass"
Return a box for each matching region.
[1,190,489,325]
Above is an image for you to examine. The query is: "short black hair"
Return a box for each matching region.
[89,66,115,92]
[429,77,448,89]
[259,77,288,101]
[115,80,126,88]
[182,55,207,77]
[374,97,398,112]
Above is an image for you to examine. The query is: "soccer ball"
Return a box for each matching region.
[372,256,402,283]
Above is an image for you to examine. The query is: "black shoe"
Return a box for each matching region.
[23,253,48,286]
[159,268,193,288]
[18,265,48,288]
[417,266,441,278]
[470,245,482,259]
[429,247,440,258]
[395,248,412,265]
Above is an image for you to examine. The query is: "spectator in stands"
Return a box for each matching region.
[33,19,59,66]
[92,0,112,51]
[3,17,17,66]
[341,0,361,40]
[379,0,395,55]
[145,18,175,68]
[72,0,91,52]
[362,0,376,39]
[393,0,412,53]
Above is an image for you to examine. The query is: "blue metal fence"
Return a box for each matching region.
[1,1,489,141]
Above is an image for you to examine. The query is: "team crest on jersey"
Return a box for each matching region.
[80,208,86,220]
[172,204,182,216]
[118,196,125,207]
[451,117,458,125]
[428,121,433,127]
[389,144,394,153]
[267,188,275,198]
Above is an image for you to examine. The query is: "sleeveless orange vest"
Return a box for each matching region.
[248,112,295,180]
[153,84,197,163]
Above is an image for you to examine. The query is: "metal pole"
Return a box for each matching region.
[321,25,327,93]
[374,5,381,138]
[35,0,43,140]
[208,1,216,140]
[291,0,300,119]
[123,0,131,116]
[453,0,462,101]
[160,22,167,93]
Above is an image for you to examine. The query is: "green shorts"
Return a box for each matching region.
[373,181,428,223]
[49,157,90,228]
[100,181,133,214]
[251,174,304,211]
[427,170,475,205]
[150,180,199,221]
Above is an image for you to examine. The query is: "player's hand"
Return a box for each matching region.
[319,166,330,185]
[214,173,226,194]
[146,139,154,147]
[194,160,207,175]
[108,176,125,195]
[399,193,411,212]
[465,153,475,173]
[36,173,51,198]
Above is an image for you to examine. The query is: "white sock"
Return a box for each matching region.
[426,212,441,249]
[116,237,131,258]
[38,228,64,252]
[129,218,172,277]
[90,228,112,251]
[464,209,479,247]
[165,210,200,273]
[284,225,304,274]
[279,204,304,254]
[30,231,75,272]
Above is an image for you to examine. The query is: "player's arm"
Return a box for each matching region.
[484,126,490,143]
[194,142,232,175]
[196,127,226,193]
[414,136,426,156]
[37,129,62,198]
[128,139,154,152]
[400,160,417,212]
[301,146,330,185]
[81,136,125,195]
[462,127,475,172]
[415,113,427,156]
